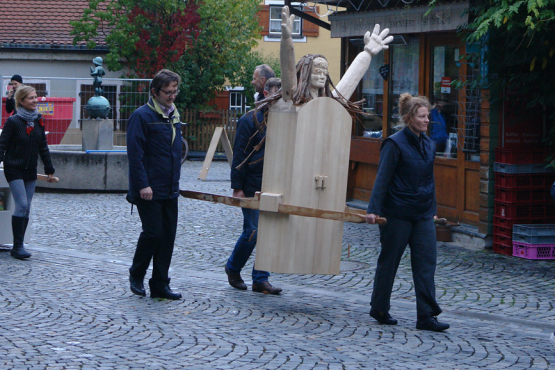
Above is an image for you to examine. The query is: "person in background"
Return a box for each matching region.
[429,99,449,154]
[366,93,449,332]
[0,85,56,259]
[6,74,23,115]
[251,64,275,102]
[126,69,183,300]
[225,77,283,295]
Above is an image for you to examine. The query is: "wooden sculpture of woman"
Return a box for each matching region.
[254,6,394,275]
[257,6,393,114]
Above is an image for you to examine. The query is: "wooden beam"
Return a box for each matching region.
[285,0,331,31]
[179,190,387,224]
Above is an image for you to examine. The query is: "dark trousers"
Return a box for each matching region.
[129,197,178,286]
[371,215,442,318]
[226,208,269,284]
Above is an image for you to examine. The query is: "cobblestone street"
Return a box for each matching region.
[1,160,554,369]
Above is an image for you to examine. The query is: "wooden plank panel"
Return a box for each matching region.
[464,168,480,213]
[256,103,297,273]
[350,138,381,164]
[434,161,457,208]
[353,188,371,202]
[256,98,352,275]
[354,162,378,191]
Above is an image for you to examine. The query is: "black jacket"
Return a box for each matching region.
[6,96,16,115]
[367,127,437,221]
[126,99,181,202]
[0,114,55,182]
[230,108,266,197]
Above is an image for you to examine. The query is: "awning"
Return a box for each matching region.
[329,1,469,38]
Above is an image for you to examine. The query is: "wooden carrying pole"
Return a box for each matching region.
[37,174,60,183]
[198,127,233,180]
[179,190,387,225]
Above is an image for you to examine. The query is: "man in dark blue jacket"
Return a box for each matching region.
[225,78,282,295]
[127,69,183,300]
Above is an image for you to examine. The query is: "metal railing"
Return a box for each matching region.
[1,76,238,150]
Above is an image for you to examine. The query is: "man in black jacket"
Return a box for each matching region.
[225,77,282,295]
[6,74,23,115]
[126,69,183,300]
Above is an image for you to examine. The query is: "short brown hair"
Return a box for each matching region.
[150,69,181,96]
[14,85,36,109]
[264,78,281,94]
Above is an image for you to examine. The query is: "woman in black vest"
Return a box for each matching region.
[365,93,449,332]
[0,85,55,259]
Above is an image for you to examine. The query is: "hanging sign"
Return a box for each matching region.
[440,77,451,93]
[379,64,390,81]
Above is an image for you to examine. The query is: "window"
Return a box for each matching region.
[3,78,50,98]
[388,36,420,136]
[360,51,385,138]
[269,5,301,36]
[229,90,248,113]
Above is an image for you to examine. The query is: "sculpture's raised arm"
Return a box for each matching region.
[280,6,297,102]
[332,25,393,101]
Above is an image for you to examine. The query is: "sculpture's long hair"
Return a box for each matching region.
[254,54,364,133]
[235,55,365,170]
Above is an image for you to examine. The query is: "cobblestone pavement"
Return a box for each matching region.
[1,160,555,369]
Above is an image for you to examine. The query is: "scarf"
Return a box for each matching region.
[147,98,180,144]
[16,107,39,128]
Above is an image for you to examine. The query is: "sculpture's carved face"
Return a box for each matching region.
[310,57,328,90]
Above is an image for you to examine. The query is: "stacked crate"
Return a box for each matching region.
[512,224,555,259]
[493,148,555,256]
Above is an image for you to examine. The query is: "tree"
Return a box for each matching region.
[71,0,201,78]
[460,0,555,160]
[461,0,555,117]
[174,0,269,109]
[71,0,269,110]
[233,50,281,109]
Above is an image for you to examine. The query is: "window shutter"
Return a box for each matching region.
[303,7,320,37]
[258,5,270,36]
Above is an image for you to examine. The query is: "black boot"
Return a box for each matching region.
[149,279,182,300]
[11,216,31,259]
[23,217,29,235]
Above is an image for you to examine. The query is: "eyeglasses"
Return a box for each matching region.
[160,89,180,97]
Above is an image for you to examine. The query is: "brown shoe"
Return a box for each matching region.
[252,281,282,295]
[225,266,247,290]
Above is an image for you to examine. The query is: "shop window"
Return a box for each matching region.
[430,46,481,161]
[430,45,459,157]
[388,36,420,136]
[456,53,482,162]
[360,52,384,138]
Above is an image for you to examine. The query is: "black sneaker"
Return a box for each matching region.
[370,308,398,325]
[416,316,449,332]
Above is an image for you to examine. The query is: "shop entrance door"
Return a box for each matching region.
[424,34,480,225]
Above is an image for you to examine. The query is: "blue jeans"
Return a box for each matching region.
[9,179,36,217]
[226,208,269,284]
